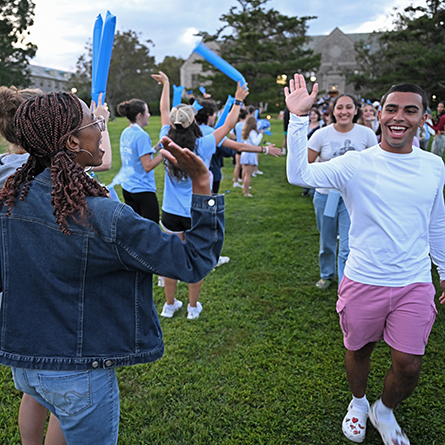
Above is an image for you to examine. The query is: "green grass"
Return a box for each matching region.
[0,119,445,444]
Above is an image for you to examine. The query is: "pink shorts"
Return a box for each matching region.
[337,276,437,355]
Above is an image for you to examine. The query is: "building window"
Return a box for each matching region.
[191,74,199,88]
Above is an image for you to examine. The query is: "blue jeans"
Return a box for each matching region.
[313,191,350,283]
[12,368,120,444]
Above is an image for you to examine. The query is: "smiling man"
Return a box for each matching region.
[285,74,445,445]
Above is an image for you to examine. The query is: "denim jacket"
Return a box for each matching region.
[0,169,224,371]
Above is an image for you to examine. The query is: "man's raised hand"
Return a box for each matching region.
[284,74,318,116]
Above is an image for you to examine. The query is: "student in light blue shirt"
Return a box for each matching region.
[152,71,248,320]
[117,99,163,223]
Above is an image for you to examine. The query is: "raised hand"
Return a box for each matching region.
[151,71,169,86]
[160,136,211,195]
[284,74,318,116]
[91,92,110,124]
[235,80,249,102]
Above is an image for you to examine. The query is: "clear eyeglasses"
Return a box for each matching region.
[78,115,106,132]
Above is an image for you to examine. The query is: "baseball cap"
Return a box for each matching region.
[169,104,197,129]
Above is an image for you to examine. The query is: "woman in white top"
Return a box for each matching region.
[308,95,378,289]
[240,116,263,197]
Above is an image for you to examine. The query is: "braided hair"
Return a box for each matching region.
[0,92,109,235]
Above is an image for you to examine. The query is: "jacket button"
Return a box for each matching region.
[92,361,99,368]
[208,199,215,207]
[105,360,112,367]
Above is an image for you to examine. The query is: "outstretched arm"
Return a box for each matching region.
[152,71,171,127]
[212,82,249,145]
[222,138,282,157]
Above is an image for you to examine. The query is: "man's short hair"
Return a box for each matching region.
[381,83,428,113]
[195,99,218,125]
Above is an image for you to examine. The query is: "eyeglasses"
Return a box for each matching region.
[78,115,106,132]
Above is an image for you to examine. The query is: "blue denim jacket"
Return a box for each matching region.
[0,169,224,371]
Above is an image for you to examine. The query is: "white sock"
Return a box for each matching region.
[374,399,396,423]
[352,395,369,412]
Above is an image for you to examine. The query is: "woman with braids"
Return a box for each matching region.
[117,98,163,223]
[0,91,224,444]
[152,71,248,320]
[0,86,67,445]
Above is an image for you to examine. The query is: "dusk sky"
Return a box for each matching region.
[28,0,426,72]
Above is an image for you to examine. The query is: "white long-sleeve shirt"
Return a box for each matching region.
[287,114,445,286]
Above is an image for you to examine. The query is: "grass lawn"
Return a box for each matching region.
[0,118,444,444]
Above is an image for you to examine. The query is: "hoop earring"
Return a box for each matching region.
[78,148,95,172]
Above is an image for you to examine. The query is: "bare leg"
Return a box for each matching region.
[242,165,254,196]
[19,394,47,445]
[345,342,376,398]
[381,348,422,409]
[163,231,185,305]
[45,414,66,445]
[188,281,203,308]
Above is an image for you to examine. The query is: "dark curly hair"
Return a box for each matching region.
[0,92,109,235]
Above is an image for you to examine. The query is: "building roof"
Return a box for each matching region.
[28,64,74,81]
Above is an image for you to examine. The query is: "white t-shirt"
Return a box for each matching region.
[287,114,445,286]
[308,123,378,194]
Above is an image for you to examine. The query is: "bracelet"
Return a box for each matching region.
[265,146,269,155]
[234,99,243,106]
[261,146,268,154]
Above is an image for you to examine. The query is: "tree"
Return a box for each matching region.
[196,0,320,111]
[73,30,159,116]
[0,0,37,87]
[157,55,184,89]
[347,0,445,101]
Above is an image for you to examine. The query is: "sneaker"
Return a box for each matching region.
[215,256,230,267]
[252,172,257,177]
[342,400,369,443]
[315,278,332,289]
[187,301,203,320]
[369,401,410,445]
[160,298,183,318]
[157,276,165,287]
[256,170,264,175]
[233,182,242,188]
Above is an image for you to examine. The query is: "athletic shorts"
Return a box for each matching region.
[336,276,437,355]
[160,210,191,234]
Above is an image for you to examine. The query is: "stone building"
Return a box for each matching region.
[180,27,380,96]
[28,64,76,93]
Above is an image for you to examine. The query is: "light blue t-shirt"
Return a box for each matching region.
[234,121,245,143]
[120,124,156,193]
[199,124,226,147]
[160,125,216,217]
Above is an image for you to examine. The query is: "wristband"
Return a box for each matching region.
[234,100,243,106]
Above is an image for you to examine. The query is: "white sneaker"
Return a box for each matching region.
[252,172,257,177]
[157,276,165,287]
[160,298,183,318]
[233,182,242,188]
[187,302,203,320]
[215,256,230,267]
[256,170,264,175]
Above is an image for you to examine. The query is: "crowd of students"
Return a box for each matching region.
[0,71,444,445]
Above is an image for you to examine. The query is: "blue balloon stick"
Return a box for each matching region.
[215,95,235,129]
[172,85,185,107]
[91,11,116,104]
[193,41,246,87]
